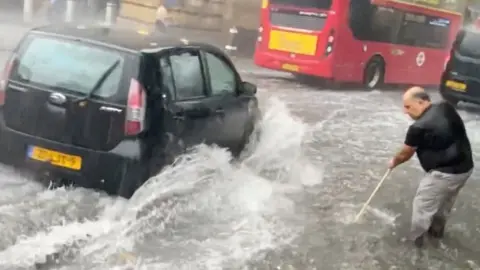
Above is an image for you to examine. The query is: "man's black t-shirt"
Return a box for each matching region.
[404,102,473,174]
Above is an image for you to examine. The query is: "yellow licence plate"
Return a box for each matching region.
[282,63,299,72]
[268,30,318,55]
[445,80,466,92]
[27,146,82,170]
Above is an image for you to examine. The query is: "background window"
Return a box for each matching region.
[205,53,236,95]
[369,6,402,43]
[270,0,332,9]
[349,0,373,40]
[398,14,450,48]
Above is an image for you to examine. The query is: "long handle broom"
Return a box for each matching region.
[354,169,392,223]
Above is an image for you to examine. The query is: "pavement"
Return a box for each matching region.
[0,2,257,57]
[0,13,242,55]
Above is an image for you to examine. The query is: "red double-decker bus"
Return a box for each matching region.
[253,0,465,88]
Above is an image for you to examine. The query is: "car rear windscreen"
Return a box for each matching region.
[457,31,480,58]
[11,35,126,99]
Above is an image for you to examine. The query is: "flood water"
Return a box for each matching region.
[0,21,480,270]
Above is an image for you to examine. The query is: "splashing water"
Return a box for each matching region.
[0,96,323,270]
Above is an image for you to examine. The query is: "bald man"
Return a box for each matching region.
[388,87,473,248]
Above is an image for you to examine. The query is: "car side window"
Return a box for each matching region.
[169,51,206,100]
[204,52,236,96]
[158,57,175,100]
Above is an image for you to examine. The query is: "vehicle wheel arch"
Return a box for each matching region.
[147,133,185,177]
[117,160,149,199]
[369,54,386,69]
[363,54,386,89]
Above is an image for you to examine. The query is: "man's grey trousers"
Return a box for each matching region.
[410,169,473,240]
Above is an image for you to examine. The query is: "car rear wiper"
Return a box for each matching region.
[75,59,121,102]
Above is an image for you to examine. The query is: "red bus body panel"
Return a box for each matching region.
[254,0,462,86]
[254,2,339,79]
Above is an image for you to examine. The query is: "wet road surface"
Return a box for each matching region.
[0,24,480,270]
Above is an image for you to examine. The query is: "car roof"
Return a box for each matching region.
[29,24,223,54]
[459,26,480,36]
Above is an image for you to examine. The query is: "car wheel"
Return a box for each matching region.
[232,110,258,158]
[117,161,148,199]
[148,133,185,176]
[232,130,250,158]
[363,58,385,89]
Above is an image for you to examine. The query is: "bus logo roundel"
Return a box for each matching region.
[416,52,426,67]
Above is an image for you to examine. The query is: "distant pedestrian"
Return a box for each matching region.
[47,0,65,23]
[155,4,169,32]
[388,86,474,248]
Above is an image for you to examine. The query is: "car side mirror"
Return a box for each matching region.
[240,81,257,95]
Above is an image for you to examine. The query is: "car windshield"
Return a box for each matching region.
[12,35,125,98]
[457,31,480,58]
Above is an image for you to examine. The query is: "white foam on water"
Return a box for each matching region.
[0,219,115,267]
[335,203,397,226]
[0,164,43,205]
[0,96,324,269]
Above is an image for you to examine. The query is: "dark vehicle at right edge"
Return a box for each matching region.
[440,27,480,106]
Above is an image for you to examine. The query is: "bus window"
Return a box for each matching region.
[369,6,403,43]
[270,0,332,9]
[349,0,372,39]
[270,11,328,31]
[269,1,329,31]
[349,1,402,43]
[398,13,450,48]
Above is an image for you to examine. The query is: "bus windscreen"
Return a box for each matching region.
[270,0,332,9]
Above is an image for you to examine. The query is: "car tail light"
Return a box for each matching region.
[0,55,16,106]
[444,54,450,70]
[325,30,334,56]
[125,78,146,136]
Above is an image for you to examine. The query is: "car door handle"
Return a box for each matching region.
[215,108,225,114]
[173,111,185,120]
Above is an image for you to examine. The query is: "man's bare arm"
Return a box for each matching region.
[391,144,416,168]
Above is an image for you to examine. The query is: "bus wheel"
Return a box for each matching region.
[364,58,385,89]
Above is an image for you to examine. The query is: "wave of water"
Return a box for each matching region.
[0,97,323,270]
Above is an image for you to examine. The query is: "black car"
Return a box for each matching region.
[0,24,259,198]
[440,27,480,106]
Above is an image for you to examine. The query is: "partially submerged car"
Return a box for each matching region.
[0,24,259,198]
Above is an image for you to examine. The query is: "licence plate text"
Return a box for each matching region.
[268,30,318,55]
[282,63,299,72]
[445,80,466,92]
[27,146,82,170]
